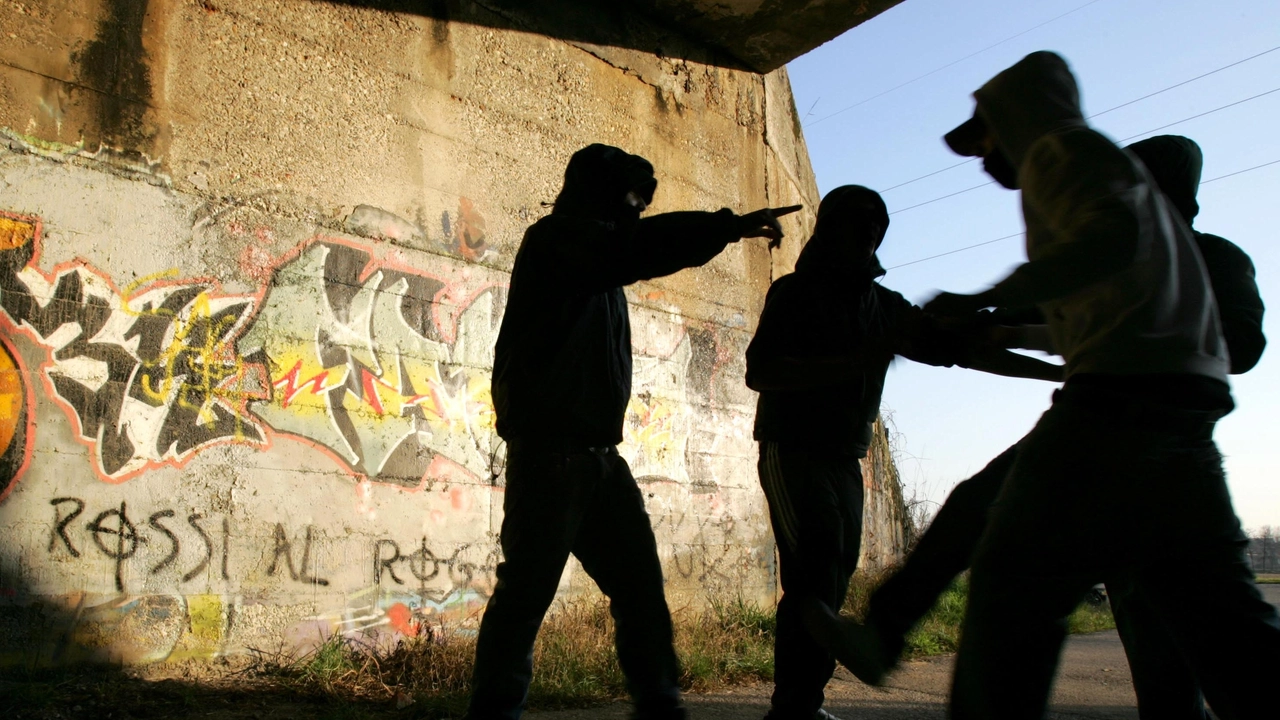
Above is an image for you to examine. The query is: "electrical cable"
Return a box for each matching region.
[885,85,1280,216]
[1117,86,1280,143]
[872,43,1280,194]
[805,0,1109,127]
[883,156,1280,270]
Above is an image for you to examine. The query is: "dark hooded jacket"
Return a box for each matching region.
[967,52,1228,383]
[1127,135,1266,374]
[492,144,740,446]
[746,186,966,456]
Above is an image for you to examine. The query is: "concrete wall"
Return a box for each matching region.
[0,0,905,665]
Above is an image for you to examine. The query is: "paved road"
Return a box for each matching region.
[528,584,1280,720]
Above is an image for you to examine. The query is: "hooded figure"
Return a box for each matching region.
[823,135,1268,720]
[922,52,1280,720]
[745,185,1060,720]
[1128,135,1266,373]
[939,51,1229,382]
[473,144,796,720]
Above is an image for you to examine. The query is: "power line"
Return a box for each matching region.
[889,180,995,215]
[885,156,1280,271]
[880,158,977,193]
[887,85,1280,217]
[805,0,1108,128]
[874,43,1280,195]
[1201,158,1280,185]
[1118,86,1280,143]
[886,232,1022,270]
[1089,44,1280,121]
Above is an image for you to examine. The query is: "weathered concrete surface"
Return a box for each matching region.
[0,0,908,665]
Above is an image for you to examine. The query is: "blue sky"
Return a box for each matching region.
[786,0,1280,530]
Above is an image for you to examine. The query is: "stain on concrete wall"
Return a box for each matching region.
[0,0,907,666]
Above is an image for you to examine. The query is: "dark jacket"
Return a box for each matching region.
[747,254,965,457]
[1196,232,1266,373]
[968,52,1228,382]
[1127,135,1266,374]
[492,147,740,446]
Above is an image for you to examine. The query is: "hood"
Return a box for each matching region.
[553,144,657,221]
[1127,135,1202,225]
[967,51,1086,168]
[794,184,889,280]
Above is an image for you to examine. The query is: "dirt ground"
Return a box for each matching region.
[0,630,1136,720]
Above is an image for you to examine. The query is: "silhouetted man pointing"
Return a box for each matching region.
[465,143,800,720]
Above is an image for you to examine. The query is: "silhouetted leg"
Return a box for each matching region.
[1108,574,1207,720]
[758,442,864,717]
[951,397,1109,720]
[571,449,683,719]
[467,447,598,720]
[867,443,1019,657]
[1123,442,1280,720]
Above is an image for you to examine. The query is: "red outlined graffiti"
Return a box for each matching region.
[0,210,270,483]
[238,235,507,489]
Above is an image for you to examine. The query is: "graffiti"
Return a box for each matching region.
[0,211,268,481]
[0,335,33,500]
[373,537,490,591]
[241,239,504,486]
[441,197,490,262]
[622,330,693,481]
[267,524,329,586]
[47,498,228,593]
[48,497,85,558]
[87,502,139,592]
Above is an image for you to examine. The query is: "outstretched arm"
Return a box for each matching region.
[960,345,1064,382]
[542,205,803,294]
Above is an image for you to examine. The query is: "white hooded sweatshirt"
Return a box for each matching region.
[977,52,1229,383]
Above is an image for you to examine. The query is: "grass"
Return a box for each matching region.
[0,572,1114,718]
[841,570,1116,659]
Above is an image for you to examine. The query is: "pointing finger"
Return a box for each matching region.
[769,205,803,217]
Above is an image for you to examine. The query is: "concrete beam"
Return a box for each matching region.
[326,0,906,72]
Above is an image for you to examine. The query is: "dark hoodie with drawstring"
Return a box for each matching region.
[746,186,966,456]
[965,52,1228,384]
[492,144,741,447]
[1127,135,1266,374]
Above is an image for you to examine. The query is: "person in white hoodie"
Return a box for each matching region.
[922,51,1280,720]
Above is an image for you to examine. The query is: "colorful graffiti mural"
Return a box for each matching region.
[0,211,267,482]
[240,238,504,487]
[0,210,511,489]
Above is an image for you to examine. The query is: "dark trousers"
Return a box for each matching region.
[870,443,1210,719]
[466,443,682,720]
[950,384,1280,720]
[758,441,864,717]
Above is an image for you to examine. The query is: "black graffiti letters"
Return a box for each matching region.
[88,502,138,592]
[374,539,403,585]
[182,513,212,583]
[148,510,180,574]
[48,499,236,593]
[268,524,329,586]
[374,538,450,586]
[48,497,85,558]
[409,539,441,583]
